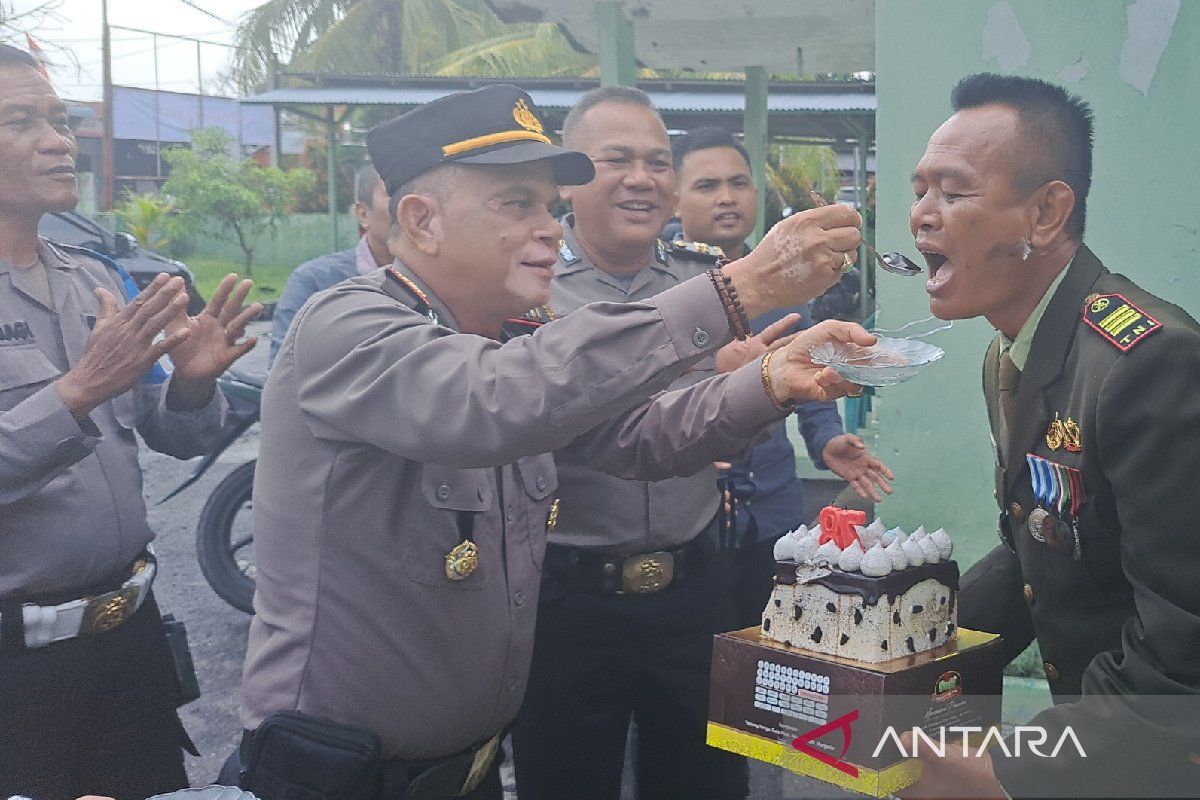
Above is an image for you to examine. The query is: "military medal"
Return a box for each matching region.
[1063,417,1082,452]
[444,540,479,580]
[1026,453,1087,557]
[1045,415,1066,451]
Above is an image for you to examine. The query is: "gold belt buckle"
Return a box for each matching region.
[620,551,674,594]
[80,584,139,636]
[459,733,501,795]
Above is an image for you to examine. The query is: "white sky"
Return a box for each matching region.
[7,0,266,101]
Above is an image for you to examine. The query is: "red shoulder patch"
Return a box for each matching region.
[1082,293,1162,352]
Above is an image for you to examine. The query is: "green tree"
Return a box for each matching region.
[163,128,315,275]
[115,190,173,249]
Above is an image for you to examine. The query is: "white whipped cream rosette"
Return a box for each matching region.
[911,525,928,540]
[856,524,883,550]
[882,526,905,546]
[867,517,886,536]
[814,539,843,566]
[860,542,893,577]
[901,536,926,567]
[930,528,954,560]
[838,540,865,572]
[796,531,821,562]
[884,538,908,571]
[773,535,798,562]
[915,530,941,563]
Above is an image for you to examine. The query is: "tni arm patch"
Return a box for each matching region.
[1082,293,1162,352]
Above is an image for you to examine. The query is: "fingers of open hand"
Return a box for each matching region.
[154,327,192,358]
[224,302,263,342]
[217,278,255,326]
[790,203,862,230]
[758,312,801,346]
[143,288,190,336]
[204,273,238,318]
[93,287,119,322]
[130,276,185,329]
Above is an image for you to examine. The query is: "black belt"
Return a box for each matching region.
[544,528,714,595]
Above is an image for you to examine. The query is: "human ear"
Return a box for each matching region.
[395,194,442,256]
[1029,180,1076,248]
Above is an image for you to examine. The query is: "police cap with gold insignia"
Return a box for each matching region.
[367,84,594,196]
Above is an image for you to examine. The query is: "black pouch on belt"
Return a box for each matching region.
[161,613,201,706]
[240,710,381,800]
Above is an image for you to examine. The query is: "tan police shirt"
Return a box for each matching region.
[0,238,224,598]
[241,261,782,759]
[548,217,734,554]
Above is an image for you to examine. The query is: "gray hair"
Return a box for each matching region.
[387,164,464,234]
[562,86,665,149]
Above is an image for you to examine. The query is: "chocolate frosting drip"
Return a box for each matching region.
[775,560,959,606]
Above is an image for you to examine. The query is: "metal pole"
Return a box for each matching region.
[744,66,768,245]
[596,3,636,87]
[196,41,204,127]
[153,33,162,179]
[101,0,114,209]
[854,121,873,324]
[326,106,339,249]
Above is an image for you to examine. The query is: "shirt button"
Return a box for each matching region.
[1023,583,1035,607]
[535,476,547,492]
[692,327,710,348]
[1008,502,1025,523]
[514,591,524,606]
[436,484,451,501]
[1043,662,1060,681]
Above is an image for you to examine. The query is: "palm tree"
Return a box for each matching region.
[230,0,596,91]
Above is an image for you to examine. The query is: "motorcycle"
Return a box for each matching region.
[161,367,262,613]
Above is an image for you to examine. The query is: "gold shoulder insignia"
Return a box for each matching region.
[558,238,580,265]
[1082,293,1162,352]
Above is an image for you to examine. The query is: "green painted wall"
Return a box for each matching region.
[872,0,1200,569]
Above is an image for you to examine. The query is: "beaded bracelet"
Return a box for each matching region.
[706,268,752,340]
[760,349,796,414]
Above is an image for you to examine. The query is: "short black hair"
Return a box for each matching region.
[354,164,381,207]
[951,72,1094,238]
[0,43,39,70]
[671,127,751,174]
[562,85,665,149]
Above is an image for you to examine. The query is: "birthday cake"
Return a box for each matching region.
[760,507,959,663]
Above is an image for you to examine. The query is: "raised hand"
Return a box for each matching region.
[714,312,801,373]
[56,273,192,419]
[165,273,261,383]
[721,205,862,319]
[821,433,894,502]
[766,319,874,405]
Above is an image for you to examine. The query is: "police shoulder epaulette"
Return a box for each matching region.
[666,237,725,263]
[1082,292,1163,352]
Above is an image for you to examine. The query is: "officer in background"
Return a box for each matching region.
[0,43,260,799]
[671,126,894,627]
[239,84,869,800]
[901,74,1200,798]
[511,87,850,799]
[268,164,392,366]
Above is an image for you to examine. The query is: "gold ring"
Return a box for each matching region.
[841,253,855,271]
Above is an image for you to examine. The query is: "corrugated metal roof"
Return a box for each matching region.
[242,86,875,115]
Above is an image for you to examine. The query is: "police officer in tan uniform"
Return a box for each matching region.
[0,43,260,799]
[900,74,1200,799]
[239,84,869,800]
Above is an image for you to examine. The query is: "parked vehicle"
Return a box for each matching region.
[161,367,262,613]
[38,210,205,314]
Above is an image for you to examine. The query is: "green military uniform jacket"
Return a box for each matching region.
[959,246,1200,797]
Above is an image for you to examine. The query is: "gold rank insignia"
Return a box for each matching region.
[1045,414,1065,451]
[1063,417,1082,453]
[546,498,560,533]
[512,98,544,135]
[444,540,479,580]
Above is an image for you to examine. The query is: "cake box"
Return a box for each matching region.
[707,626,1004,797]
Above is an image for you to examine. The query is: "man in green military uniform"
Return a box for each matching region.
[900,74,1200,798]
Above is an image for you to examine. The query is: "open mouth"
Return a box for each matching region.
[923,252,948,273]
[615,200,657,214]
[713,211,741,223]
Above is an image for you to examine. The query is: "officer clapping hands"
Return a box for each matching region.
[55,272,258,419]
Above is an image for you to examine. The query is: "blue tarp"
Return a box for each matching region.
[113,86,275,147]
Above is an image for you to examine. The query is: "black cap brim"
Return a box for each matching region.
[452,140,594,186]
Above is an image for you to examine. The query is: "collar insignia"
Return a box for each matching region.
[558,238,580,265]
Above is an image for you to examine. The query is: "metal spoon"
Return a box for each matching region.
[808,191,923,276]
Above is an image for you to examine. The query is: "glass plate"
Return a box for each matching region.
[809,336,945,387]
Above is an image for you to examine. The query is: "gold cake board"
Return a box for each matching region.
[706,721,922,796]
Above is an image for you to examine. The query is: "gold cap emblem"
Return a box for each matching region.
[513,98,544,135]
